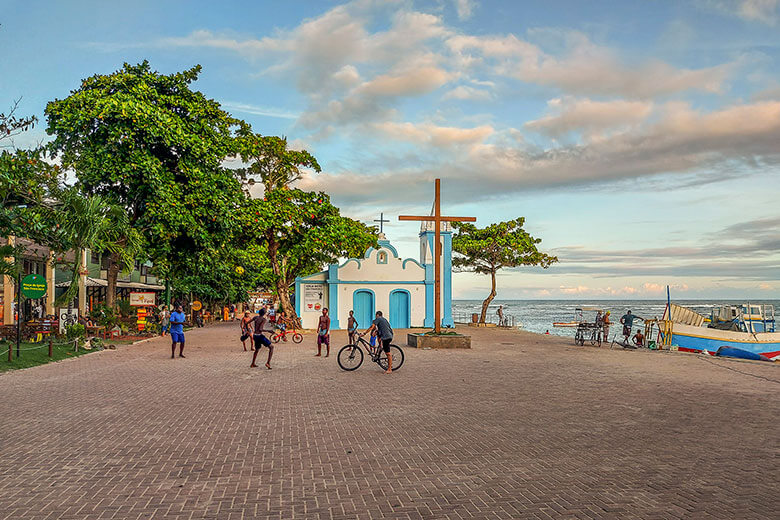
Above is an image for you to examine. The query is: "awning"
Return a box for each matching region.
[56,277,164,291]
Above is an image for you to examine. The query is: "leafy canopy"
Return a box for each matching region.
[44,61,246,273]
[452,218,558,273]
[237,133,321,192]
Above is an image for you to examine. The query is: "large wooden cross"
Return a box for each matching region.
[373,212,390,234]
[399,179,475,333]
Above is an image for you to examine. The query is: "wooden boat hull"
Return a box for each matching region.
[664,323,780,360]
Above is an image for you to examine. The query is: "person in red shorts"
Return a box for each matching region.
[315,308,331,357]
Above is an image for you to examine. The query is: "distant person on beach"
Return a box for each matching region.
[315,308,331,357]
[240,311,253,351]
[347,310,358,345]
[633,329,645,347]
[545,330,550,335]
[602,311,611,340]
[363,311,394,374]
[169,305,187,359]
[250,308,274,369]
[620,311,642,342]
[496,305,505,326]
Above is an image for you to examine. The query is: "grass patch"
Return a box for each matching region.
[0,340,94,373]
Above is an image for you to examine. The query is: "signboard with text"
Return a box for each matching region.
[129,292,156,307]
[21,274,47,299]
[303,283,324,312]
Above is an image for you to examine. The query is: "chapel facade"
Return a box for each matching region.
[295,223,453,330]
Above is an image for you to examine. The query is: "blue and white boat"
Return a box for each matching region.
[663,303,779,360]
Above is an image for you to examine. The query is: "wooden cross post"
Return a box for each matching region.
[373,212,390,234]
[399,179,475,333]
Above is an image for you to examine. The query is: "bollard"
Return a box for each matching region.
[49,338,53,357]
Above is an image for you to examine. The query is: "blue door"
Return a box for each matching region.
[353,290,374,330]
[389,290,410,329]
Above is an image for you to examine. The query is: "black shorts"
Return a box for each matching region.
[381,338,392,353]
[253,334,271,349]
[622,325,631,337]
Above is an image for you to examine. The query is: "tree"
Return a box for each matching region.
[240,188,377,327]
[237,133,320,192]
[54,190,143,305]
[45,61,246,307]
[0,98,37,148]
[452,218,557,324]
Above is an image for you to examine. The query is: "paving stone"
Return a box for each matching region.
[0,324,778,519]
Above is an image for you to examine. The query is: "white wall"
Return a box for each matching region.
[336,284,426,330]
[299,273,329,330]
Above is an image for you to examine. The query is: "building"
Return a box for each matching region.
[1,235,163,325]
[294,222,453,330]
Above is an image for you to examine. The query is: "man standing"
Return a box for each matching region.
[160,307,170,337]
[496,305,505,326]
[602,311,611,341]
[315,308,331,357]
[240,311,253,351]
[169,305,187,359]
[620,310,642,343]
[250,308,274,369]
[364,311,394,374]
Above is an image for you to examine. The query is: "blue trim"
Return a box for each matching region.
[402,258,425,270]
[423,263,434,327]
[353,289,376,328]
[377,239,399,257]
[327,280,424,285]
[667,332,780,356]
[327,265,340,329]
[377,251,388,264]
[294,278,301,317]
[337,258,361,269]
[442,232,453,327]
[389,289,411,328]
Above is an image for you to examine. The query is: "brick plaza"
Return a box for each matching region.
[0,323,777,519]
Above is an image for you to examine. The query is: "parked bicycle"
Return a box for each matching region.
[337,333,405,372]
[271,326,303,344]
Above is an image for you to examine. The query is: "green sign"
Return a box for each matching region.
[21,274,47,299]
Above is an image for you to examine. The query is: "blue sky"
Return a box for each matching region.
[2,0,780,300]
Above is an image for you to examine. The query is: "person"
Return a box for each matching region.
[620,310,642,343]
[602,311,611,341]
[229,303,235,321]
[223,305,229,322]
[250,308,274,369]
[240,311,253,351]
[633,329,645,348]
[363,310,394,374]
[275,311,288,341]
[496,305,505,326]
[268,305,276,323]
[347,310,358,345]
[169,305,187,359]
[160,307,170,337]
[315,308,331,357]
[545,330,550,335]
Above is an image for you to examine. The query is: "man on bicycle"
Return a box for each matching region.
[363,311,394,374]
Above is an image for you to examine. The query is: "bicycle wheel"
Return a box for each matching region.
[272,333,281,343]
[590,330,598,346]
[292,332,303,344]
[337,345,363,371]
[377,345,404,372]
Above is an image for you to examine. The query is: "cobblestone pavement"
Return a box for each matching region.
[0,323,778,519]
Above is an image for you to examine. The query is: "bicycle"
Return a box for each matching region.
[271,326,303,344]
[589,327,602,347]
[337,334,405,372]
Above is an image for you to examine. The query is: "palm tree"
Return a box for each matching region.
[55,190,142,306]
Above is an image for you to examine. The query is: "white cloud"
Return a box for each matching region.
[453,0,477,20]
[442,85,493,101]
[701,0,780,25]
[525,97,653,138]
[220,101,300,119]
[373,121,494,146]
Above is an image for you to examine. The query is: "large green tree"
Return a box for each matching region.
[44,61,246,307]
[237,133,320,192]
[0,98,37,148]
[240,188,377,327]
[452,218,558,324]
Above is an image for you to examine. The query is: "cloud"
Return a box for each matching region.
[453,0,477,20]
[700,0,779,25]
[445,30,733,98]
[372,121,494,146]
[442,85,493,101]
[525,97,653,138]
[220,101,300,119]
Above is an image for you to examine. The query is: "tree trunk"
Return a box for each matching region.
[106,252,120,309]
[479,269,497,324]
[267,236,302,328]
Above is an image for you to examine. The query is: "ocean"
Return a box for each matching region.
[452,299,780,338]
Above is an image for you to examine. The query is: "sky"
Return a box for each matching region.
[2,0,780,300]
